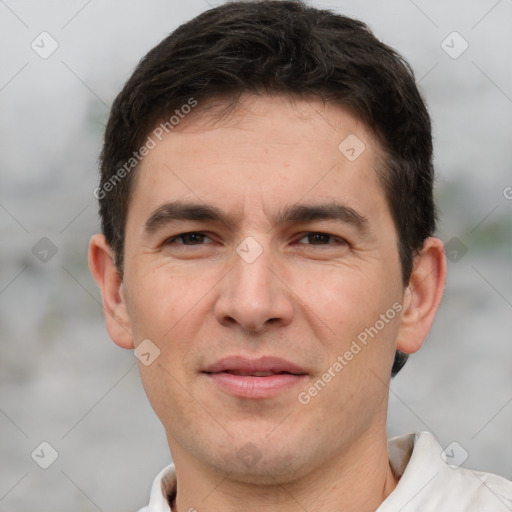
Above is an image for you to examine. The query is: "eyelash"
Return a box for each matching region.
[164,232,348,247]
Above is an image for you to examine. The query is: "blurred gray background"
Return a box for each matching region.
[0,0,511,510]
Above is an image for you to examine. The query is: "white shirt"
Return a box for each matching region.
[138,431,512,511]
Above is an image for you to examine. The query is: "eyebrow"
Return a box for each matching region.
[274,202,368,231]
[145,201,233,233]
[144,200,369,234]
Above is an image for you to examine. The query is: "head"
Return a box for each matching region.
[90,0,445,485]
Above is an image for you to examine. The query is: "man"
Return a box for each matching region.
[89,1,512,511]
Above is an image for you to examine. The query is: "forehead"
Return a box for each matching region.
[160,93,375,151]
[128,93,389,227]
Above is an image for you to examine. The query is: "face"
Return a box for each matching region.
[115,94,409,482]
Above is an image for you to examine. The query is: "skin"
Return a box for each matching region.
[89,93,446,512]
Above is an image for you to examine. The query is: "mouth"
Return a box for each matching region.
[203,356,308,399]
[216,370,304,377]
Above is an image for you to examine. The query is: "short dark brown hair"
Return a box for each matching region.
[97,0,436,376]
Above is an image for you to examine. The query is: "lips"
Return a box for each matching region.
[203,356,308,399]
[203,355,307,376]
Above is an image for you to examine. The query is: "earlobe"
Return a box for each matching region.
[395,237,446,355]
[88,234,134,349]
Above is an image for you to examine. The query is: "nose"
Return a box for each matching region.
[214,239,294,334]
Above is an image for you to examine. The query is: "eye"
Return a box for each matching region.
[297,232,347,245]
[165,232,212,245]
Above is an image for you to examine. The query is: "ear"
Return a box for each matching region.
[395,236,446,354]
[88,234,134,349]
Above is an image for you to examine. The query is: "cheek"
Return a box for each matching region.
[299,265,391,328]
[124,264,211,340]
[297,263,402,372]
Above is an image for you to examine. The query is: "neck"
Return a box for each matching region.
[169,425,399,512]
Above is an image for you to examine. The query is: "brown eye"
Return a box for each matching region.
[298,232,347,245]
[166,232,211,245]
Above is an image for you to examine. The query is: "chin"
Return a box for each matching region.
[203,433,314,485]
